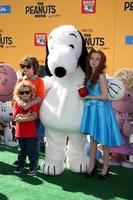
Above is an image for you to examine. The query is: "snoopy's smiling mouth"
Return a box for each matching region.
[0,90,13,97]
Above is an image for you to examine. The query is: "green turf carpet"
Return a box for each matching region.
[0,144,133,200]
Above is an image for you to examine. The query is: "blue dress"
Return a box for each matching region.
[80,80,123,147]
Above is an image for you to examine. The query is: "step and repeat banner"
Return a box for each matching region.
[0,0,132,75]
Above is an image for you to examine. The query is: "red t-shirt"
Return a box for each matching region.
[13,102,38,138]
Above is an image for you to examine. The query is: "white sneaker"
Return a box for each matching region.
[27,168,37,176]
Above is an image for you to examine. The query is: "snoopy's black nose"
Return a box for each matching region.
[55,67,66,78]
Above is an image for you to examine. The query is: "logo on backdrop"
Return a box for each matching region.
[34,33,47,46]
[0,5,11,14]
[81,28,109,50]
[124,1,133,11]
[0,31,16,48]
[125,35,133,44]
[25,1,60,18]
[81,0,96,14]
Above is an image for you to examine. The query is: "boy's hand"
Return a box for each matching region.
[21,103,31,110]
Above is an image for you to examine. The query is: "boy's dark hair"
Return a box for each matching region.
[20,56,39,75]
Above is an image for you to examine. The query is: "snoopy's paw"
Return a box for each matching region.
[68,160,89,173]
[40,161,64,176]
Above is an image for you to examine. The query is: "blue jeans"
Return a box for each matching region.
[37,119,45,152]
[17,137,39,169]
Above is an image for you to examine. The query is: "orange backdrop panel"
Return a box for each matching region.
[0,0,132,75]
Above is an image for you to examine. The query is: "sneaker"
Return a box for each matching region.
[12,160,19,167]
[14,166,24,174]
[13,160,29,168]
[27,168,37,176]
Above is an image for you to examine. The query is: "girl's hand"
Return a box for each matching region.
[15,116,22,123]
[16,113,21,118]
[80,95,89,100]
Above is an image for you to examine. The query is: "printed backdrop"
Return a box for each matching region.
[0,0,133,75]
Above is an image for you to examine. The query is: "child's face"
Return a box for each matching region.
[21,65,34,77]
[18,86,31,101]
[89,52,101,69]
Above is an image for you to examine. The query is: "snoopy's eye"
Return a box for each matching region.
[128,94,131,97]
[5,79,7,82]
[69,44,74,49]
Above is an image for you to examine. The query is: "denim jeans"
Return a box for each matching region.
[17,137,39,169]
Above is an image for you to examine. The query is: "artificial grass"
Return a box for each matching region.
[0,144,133,200]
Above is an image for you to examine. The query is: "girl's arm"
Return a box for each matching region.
[84,74,108,100]
[15,104,38,123]
[15,112,37,123]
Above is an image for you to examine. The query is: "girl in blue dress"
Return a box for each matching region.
[80,48,122,179]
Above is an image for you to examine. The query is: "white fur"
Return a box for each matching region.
[40,25,88,175]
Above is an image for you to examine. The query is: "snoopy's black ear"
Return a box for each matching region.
[78,31,88,73]
[45,43,53,76]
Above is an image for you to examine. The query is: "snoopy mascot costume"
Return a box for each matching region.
[40,25,89,175]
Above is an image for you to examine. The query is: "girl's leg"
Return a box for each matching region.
[26,138,38,170]
[102,146,110,175]
[17,138,26,167]
[88,137,97,172]
[14,138,26,174]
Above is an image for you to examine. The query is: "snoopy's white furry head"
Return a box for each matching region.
[0,102,12,126]
[45,25,88,78]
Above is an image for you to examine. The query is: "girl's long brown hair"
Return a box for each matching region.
[84,48,107,86]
